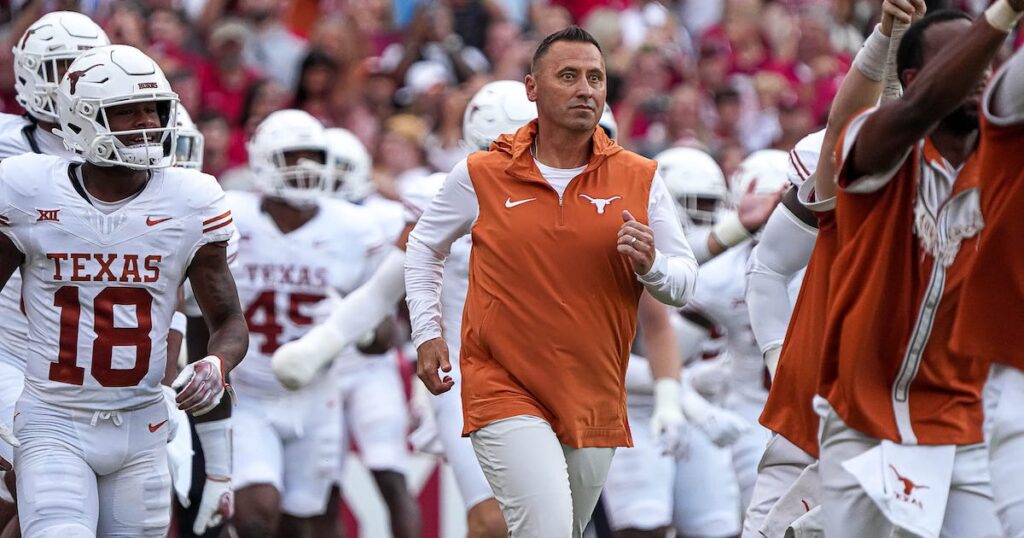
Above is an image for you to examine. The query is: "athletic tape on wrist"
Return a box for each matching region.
[711,212,752,249]
[853,24,891,82]
[986,0,1024,33]
[195,418,232,477]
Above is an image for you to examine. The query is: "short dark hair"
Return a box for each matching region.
[897,10,972,82]
[530,26,602,74]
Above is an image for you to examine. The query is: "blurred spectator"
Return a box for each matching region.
[380,3,489,88]
[197,19,262,126]
[376,113,433,197]
[0,0,922,198]
[196,111,233,179]
[294,50,339,122]
[239,0,309,90]
[229,78,291,168]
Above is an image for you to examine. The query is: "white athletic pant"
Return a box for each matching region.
[470,415,614,537]
[819,410,1002,538]
[337,353,411,475]
[232,377,341,517]
[603,403,674,531]
[727,390,772,512]
[14,393,171,538]
[985,363,1024,537]
[742,434,815,538]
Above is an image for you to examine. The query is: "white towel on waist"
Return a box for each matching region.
[840,440,956,538]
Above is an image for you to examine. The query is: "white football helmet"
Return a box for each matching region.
[248,109,330,205]
[656,147,728,229]
[13,11,110,123]
[174,105,204,170]
[55,45,179,170]
[729,149,790,205]
[462,80,537,151]
[598,103,618,140]
[324,127,372,202]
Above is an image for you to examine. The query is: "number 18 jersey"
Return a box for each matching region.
[0,154,235,411]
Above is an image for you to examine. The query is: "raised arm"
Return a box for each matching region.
[815,0,926,200]
[847,1,1020,180]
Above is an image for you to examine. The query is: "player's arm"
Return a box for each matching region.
[846,1,1020,182]
[987,36,1024,120]
[745,189,818,379]
[175,242,248,420]
[406,160,478,394]
[813,0,925,200]
[178,242,244,535]
[692,185,785,264]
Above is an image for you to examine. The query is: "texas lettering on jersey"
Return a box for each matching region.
[240,262,329,289]
[47,253,161,283]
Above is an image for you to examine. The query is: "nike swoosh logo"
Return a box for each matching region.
[148,420,168,433]
[504,197,536,208]
[146,216,172,226]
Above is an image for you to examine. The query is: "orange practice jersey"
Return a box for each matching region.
[952,91,1024,370]
[459,123,656,448]
[818,110,988,445]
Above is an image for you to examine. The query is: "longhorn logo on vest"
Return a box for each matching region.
[889,465,929,509]
[580,194,621,215]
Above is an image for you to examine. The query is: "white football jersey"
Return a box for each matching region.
[0,154,235,410]
[228,191,389,399]
[685,241,766,397]
[0,114,79,370]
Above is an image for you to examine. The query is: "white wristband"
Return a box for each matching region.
[195,418,231,478]
[711,212,752,249]
[170,311,187,335]
[853,24,891,82]
[986,0,1024,33]
[653,378,681,411]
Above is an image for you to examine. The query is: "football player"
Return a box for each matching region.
[0,45,247,537]
[816,8,1010,536]
[224,110,395,537]
[0,12,111,511]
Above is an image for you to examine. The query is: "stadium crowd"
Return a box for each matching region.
[1,0,988,196]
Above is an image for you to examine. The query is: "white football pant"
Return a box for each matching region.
[14,393,171,538]
[819,410,1001,538]
[233,376,341,517]
[985,363,1024,538]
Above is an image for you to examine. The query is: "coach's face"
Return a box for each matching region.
[526,41,606,134]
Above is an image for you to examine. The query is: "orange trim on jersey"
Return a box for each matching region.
[203,218,234,234]
[203,210,232,225]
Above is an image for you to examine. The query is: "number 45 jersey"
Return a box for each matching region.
[227,190,389,400]
[0,154,236,411]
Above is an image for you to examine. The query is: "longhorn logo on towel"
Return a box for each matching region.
[889,465,929,509]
